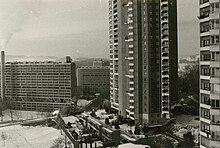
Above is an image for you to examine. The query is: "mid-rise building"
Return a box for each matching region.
[77,61,110,96]
[0,57,77,111]
[199,0,220,147]
[109,0,178,125]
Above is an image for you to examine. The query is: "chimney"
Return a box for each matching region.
[1,51,5,102]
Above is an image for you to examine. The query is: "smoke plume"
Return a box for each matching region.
[0,0,43,51]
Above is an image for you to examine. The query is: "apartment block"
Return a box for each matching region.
[77,62,110,96]
[0,57,77,111]
[199,0,220,147]
[109,0,178,125]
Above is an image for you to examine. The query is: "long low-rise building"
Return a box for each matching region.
[0,57,77,111]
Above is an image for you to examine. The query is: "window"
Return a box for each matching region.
[201,81,210,90]
[211,68,215,76]
[211,35,219,45]
[210,3,219,13]
[200,51,210,61]
[200,36,210,47]
[211,100,220,108]
[210,19,220,29]
[200,0,209,4]
[201,108,210,119]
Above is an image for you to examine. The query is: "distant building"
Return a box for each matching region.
[93,60,104,67]
[109,0,178,125]
[0,57,77,111]
[199,1,220,148]
[77,61,110,96]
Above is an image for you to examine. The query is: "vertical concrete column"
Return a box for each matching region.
[1,51,5,102]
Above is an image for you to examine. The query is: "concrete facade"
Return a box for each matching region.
[109,0,178,125]
[199,0,220,147]
[0,58,77,111]
[77,65,110,95]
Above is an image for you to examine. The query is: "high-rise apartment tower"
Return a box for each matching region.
[109,0,178,125]
[199,0,220,147]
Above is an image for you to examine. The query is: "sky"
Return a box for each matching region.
[0,0,199,59]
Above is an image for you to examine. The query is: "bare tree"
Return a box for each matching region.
[14,111,22,120]
[1,132,7,146]
[6,101,14,121]
[0,102,3,122]
[50,137,64,148]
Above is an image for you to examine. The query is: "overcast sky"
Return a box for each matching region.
[0,0,199,59]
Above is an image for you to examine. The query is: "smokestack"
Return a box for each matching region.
[1,51,5,102]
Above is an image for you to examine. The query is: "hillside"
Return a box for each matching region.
[5,55,59,62]
[74,58,110,67]
[178,54,199,72]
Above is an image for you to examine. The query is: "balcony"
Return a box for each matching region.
[201,46,210,51]
[161,1,168,6]
[162,65,168,71]
[129,63,134,66]
[125,74,134,78]
[128,44,134,48]
[200,75,210,80]
[199,16,210,23]
[129,69,134,73]
[129,99,134,103]
[128,32,133,36]
[200,31,210,37]
[200,89,211,95]
[200,61,210,66]
[200,129,211,137]
[161,7,168,12]
[128,14,133,18]
[162,52,169,57]
[200,103,211,109]
[200,130,209,138]
[162,42,169,48]
[162,107,169,111]
[128,7,133,12]
[162,92,169,96]
[161,18,168,24]
[114,42,118,46]
[129,50,134,54]
[126,92,134,97]
[126,57,134,60]
[129,87,134,91]
[200,116,211,124]
[128,26,133,30]
[199,13,210,19]
[128,38,134,42]
[162,70,169,75]
[114,57,118,61]
[161,35,169,41]
[199,1,209,9]
[162,97,169,102]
